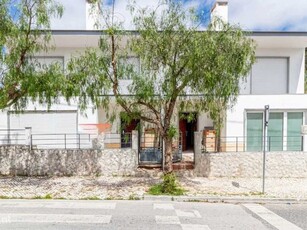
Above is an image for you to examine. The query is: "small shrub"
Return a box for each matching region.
[33,194,53,199]
[148,173,185,196]
[148,184,164,195]
[128,194,141,200]
[44,194,53,199]
[82,196,101,200]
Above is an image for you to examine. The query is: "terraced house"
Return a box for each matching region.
[1,0,307,165]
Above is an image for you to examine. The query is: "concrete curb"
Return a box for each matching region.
[143,195,307,204]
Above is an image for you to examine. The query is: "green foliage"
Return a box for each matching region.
[65,0,255,173]
[128,194,141,200]
[81,196,101,200]
[0,0,64,110]
[33,194,53,199]
[148,173,185,196]
[167,125,177,138]
[148,184,164,195]
[66,1,255,129]
[1,0,256,173]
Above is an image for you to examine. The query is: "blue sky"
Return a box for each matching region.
[101,0,307,31]
[41,0,307,31]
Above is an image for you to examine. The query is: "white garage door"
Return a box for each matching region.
[9,111,79,148]
[9,111,77,134]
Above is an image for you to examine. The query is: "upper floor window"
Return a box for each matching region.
[241,57,289,95]
[118,56,140,80]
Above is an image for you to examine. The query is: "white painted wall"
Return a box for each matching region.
[0,99,97,133]
[240,48,305,95]
[0,47,98,132]
[230,47,306,137]
[3,34,306,137]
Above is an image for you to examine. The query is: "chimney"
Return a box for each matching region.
[210,0,228,24]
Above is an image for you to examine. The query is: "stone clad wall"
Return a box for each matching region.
[194,150,307,178]
[193,132,307,178]
[0,146,138,176]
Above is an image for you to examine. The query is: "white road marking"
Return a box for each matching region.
[176,210,195,217]
[155,215,180,225]
[153,203,174,210]
[243,204,303,230]
[175,209,202,218]
[193,210,202,218]
[181,224,211,230]
[0,214,112,224]
[0,202,116,210]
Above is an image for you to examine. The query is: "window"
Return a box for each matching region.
[267,113,283,151]
[287,112,303,151]
[246,111,303,151]
[246,113,263,151]
[118,56,140,79]
[250,57,288,95]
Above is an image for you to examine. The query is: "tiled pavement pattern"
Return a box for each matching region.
[1,176,307,200]
[0,200,302,230]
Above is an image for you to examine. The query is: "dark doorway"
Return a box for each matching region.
[120,117,140,148]
[179,113,197,151]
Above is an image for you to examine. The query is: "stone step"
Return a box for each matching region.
[172,162,194,170]
[138,162,194,170]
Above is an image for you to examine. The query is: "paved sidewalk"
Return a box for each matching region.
[0,174,306,200]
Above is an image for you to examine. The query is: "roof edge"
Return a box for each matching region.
[49,30,307,37]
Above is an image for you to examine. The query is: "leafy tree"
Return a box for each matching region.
[0,0,64,110]
[67,0,256,173]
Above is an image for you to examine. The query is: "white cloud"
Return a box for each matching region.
[103,0,206,29]
[51,0,307,31]
[51,0,87,30]
[229,0,307,31]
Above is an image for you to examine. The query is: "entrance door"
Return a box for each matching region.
[120,118,140,148]
[179,113,197,151]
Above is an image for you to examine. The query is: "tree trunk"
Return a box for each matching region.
[163,136,173,173]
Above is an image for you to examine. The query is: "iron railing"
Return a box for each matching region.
[138,132,183,164]
[0,129,134,150]
[103,132,132,149]
[0,129,25,145]
[31,133,95,149]
[202,136,303,152]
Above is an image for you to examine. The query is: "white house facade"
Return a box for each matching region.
[1,0,307,152]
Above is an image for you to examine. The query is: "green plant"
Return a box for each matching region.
[81,196,101,200]
[33,194,53,199]
[44,194,53,199]
[148,173,185,196]
[128,194,141,200]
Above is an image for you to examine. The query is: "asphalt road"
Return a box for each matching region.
[0,200,305,230]
[264,204,307,230]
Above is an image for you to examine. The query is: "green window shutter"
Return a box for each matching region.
[287,112,303,151]
[247,113,263,151]
[268,113,283,151]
